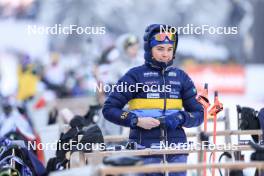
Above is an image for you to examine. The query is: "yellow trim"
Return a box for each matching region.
[128,98,182,110]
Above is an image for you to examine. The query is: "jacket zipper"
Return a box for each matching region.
[162,68,167,115]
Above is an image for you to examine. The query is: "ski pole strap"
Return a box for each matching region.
[197,83,210,108]
[197,95,210,109]
[209,103,223,116]
[209,91,223,116]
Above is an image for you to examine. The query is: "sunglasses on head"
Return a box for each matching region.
[152,33,176,42]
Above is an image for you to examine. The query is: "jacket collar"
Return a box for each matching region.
[145,61,174,72]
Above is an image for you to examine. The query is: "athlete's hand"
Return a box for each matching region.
[137,117,160,130]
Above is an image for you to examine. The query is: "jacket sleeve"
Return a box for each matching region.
[180,71,204,128]
[102,69,138,127]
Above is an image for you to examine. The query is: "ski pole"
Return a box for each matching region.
[158,116,168,176]
[209,91,223,176]
[197,83,210,176]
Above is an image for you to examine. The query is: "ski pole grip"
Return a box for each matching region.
[215,91,218,97]
[204,83,208,89]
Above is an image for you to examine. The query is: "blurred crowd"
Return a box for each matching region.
[0,0,39,20]
[0,33,143,99]
[0,33,144,137]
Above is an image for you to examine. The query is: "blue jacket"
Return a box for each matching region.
[102,63,203,147]
[102,24,203,147]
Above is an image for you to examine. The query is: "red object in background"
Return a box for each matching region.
[34,97,46,109]
[185,65,246,95]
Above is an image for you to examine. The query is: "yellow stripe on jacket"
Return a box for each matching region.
[128,98,183,110]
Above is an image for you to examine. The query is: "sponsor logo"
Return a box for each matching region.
[168,72,177,77]
[144,81,159,85]
[143,72,159,77]
[169,95,179,98]
[120,112,129,119]
[169,81,181,85]
[147,93,160,98]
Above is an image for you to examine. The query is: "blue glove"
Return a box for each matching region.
[165,111,186,129]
